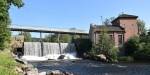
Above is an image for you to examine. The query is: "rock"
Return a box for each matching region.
[63,71,74,75]
[47,70,64,75]
[39,72,46,75]
[58,55,65,59]
[25,68,38,75]
[96,54,107,61]
[47,70,74,75]
[16,67,24,74]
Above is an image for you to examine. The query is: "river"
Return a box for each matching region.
[29,60,150,75]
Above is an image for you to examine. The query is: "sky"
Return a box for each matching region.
[9,0,150,32]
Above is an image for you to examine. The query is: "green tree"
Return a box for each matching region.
[137,19,146,35]
[0,0,23,50]
[19,32,32,42]
[44,34,73,43]
[92,26,118,62]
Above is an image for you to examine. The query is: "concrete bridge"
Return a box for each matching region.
[10,25,89,56]
[10,25,88,35]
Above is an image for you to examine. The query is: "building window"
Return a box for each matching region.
[109,35,113,40]
[118,35,123,45]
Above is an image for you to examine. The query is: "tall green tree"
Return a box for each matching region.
[0,0,23,50]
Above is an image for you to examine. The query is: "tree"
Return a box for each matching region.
[0,0,24,50]
[19,32,32,42]
[44,34,72,43]
[137,19,146,35]
[103,17,115,25]
[92,26,118,62]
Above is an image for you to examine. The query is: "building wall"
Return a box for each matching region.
[119,18,138,42]
[92,31,124,47]
[89,15,138,47]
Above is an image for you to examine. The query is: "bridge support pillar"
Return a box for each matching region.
[40,32,43,56]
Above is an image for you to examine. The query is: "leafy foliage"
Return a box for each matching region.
[137,19,146,35]
[0,50,18,75]
[124,33,150,60]
[44,34,80,43]
[118,56,134,62]
[74,38,92,57]
[0,0,23,75]
[0,0,23,50]
[19,32,32,42]
[103,17,115,25]
[90,26,118,62]
[124,36,140,56]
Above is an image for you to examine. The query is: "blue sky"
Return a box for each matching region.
[9,0,150,32]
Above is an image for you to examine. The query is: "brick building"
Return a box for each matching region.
[89,14,139,47]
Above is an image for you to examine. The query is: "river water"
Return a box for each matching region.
[29,60,150,75]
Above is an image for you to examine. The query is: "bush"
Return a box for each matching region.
[74,38,92,57]
[124,36,140,56]
[124,35,150,61]
[134,43,150,60]
[118,56,134,62]
[107,47,119,62]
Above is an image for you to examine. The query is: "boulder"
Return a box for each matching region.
[47,70,74,75]
[25,68,38,75]
[96,54,107,61]
[58,55,65,59]
[47,70,64,75]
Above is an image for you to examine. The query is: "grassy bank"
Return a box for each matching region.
[0,50,18,75]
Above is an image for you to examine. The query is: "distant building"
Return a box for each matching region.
[89,14,139,47]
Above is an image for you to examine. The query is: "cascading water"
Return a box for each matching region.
[43,43,60,55]
[23,42,77,61]
[24,42,42,56]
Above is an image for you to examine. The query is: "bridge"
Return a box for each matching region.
[10,25,89,56]
[10,25,88,35]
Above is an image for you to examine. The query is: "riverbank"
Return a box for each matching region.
[0,50,19,75]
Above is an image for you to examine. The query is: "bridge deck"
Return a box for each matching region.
[10,26,88,35]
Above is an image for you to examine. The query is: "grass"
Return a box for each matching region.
[0,50,18,75]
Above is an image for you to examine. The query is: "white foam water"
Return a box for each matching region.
[23,42,78,61]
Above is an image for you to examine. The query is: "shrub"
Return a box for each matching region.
[124,35,150,61]
[124,36,140,56]
[74,38,92,57]
[134,43,150,60]
[118,56,134,62]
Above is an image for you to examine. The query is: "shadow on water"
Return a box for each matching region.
[29,60,150,75]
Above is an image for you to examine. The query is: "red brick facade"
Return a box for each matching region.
[89,14,138,47]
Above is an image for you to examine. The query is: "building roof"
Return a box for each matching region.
[112,14,138,23]
[118,14,138,18]
[91,25,124,32]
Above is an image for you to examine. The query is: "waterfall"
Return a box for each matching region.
[43,43,60,56]
[24,42,42,56]
[23,42,77,59]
